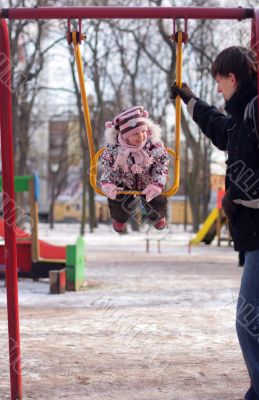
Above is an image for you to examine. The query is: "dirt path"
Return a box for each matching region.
[0,236,249,399]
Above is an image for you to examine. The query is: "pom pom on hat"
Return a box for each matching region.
[105,121,113,129]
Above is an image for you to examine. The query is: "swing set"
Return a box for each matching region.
[0,6,258,400]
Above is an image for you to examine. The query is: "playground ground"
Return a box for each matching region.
[0,223,249,400]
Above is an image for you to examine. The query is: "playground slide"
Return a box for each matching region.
[189,208,219,246]
[0,219,66,260]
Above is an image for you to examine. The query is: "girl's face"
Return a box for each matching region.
[126,130,147,146]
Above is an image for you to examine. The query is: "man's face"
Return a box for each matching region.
[215,73,238,101]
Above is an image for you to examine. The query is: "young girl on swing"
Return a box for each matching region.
[100,106,169,233]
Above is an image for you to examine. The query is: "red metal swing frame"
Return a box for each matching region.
[0,6,258,399]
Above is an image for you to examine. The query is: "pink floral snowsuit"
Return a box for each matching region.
[100,118,169,224]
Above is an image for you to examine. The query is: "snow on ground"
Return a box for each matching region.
[0,223,248,400]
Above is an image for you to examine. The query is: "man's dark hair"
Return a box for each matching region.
[211,46,257,88]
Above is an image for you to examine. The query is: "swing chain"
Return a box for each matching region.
[169,18,188,43]
[67,18,86,45]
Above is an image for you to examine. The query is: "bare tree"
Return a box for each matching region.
[66,15,116,233]
[121,0,220,231]
[48,119,80,229]
[184,15,219,229]
[8,1,61,173]
[18,0,241,233]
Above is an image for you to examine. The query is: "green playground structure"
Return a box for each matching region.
[0,175,85,290]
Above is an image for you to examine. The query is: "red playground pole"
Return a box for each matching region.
[0,6,257,400]
[0,19,22,400]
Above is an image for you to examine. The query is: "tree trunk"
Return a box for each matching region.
[80,153,88,236]
[49,200,55,230]
[190,198,201,233]
[89,185,96,233]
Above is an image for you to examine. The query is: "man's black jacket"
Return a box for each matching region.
[189,80,259,252]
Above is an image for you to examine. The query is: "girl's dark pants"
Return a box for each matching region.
[108,194,167,224]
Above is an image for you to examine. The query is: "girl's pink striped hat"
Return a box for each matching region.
[105,106,149,139]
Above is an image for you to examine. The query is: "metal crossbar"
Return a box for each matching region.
[0,7,254,20]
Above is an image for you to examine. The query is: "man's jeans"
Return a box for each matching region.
[236,250,259,400]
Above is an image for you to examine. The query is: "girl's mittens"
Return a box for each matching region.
[102,183,122,200]
[142,184,162,202]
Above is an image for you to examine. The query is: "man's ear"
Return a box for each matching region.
[228,72,238,88]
